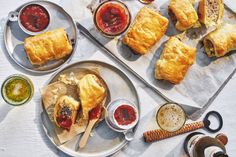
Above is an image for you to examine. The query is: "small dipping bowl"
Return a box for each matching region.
[1,74,34,106]
[156,103,186,132]
[8,3,50,35]
[105,99,139,132]
[93,0,131,38]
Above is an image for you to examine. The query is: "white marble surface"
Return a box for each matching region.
[0,0,235,157]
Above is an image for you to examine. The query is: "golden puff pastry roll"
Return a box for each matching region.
[24,28,72,65]
[79,74,106,119]
[169,0,199,31]
[123,7,169,55]
[155,37,196,84]
[204,23,236,57]
[198,0,224,27]
[54,95,80,130]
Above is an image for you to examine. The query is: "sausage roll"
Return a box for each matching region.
[54,95,80,130]
[24,28,72,65]
[198,0,224,27]
[79,74,106,119]
[169,0,199,31]
[204,23,236,57]
[123,7,169,55]
[155,37,196,84]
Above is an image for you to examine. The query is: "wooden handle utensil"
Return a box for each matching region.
[79,119,99,148]
[79,106,102,148]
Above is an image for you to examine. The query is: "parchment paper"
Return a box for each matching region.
[40,69,108,144]
[67,0,236,108]
[40,81,87,144]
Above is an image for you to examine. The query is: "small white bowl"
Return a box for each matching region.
[105,98,139,132]
[8,3,50,36]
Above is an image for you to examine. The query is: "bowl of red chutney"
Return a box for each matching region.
[94,0,131,38]
[18,3,50,35]
[106,99,139,131]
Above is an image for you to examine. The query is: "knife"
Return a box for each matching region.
[76,22,204,120]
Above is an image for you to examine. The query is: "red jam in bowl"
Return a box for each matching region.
[95,1,130,36]
[114,104,137,126]
[19,4,50,32]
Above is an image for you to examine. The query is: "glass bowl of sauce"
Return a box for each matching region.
[94,0,131,38]
[18,4,50,35]
[1,74,34,106]
[105,99,138,131]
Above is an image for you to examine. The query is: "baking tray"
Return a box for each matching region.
[41,60,140,157]
[78,0,236,119]
[4,0,77,73]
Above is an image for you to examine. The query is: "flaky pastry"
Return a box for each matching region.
[24,28,72,65]
[204,23,236,57]
[155,37,196,84]
[123,7,169,55]
[169,0,199,31]
[79,74,106,119]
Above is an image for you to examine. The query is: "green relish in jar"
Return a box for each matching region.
[1,75,34,106]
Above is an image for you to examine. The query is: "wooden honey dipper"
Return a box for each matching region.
[143,111,223,143]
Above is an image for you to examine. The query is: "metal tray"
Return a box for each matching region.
[80,0,236,119]
[41,60,140,157]
[4,1,77,73]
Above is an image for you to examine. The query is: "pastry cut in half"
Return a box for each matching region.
[198,0,224,27]
[204,23,236,57]
[54,95,80,130]
[155,37,196,84]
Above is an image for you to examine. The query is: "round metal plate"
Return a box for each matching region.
[41,60,140,157]
[4,1,77,73]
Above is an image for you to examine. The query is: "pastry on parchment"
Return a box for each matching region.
[122,7,169,55]
[204,23,236,57]
[79,74,106,119]
[198,0,224,27]
[168,0,199,31]
[24,28,72,65]
[155,37,196,84]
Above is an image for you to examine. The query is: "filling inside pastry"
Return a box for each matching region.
[53,95,80,130]
[204,39,215,56]
[168,8,177,24]
[56,105,73,130]
[206,0,220,22]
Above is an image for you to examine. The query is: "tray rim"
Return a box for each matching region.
[3,0,78,74]
[40,60,140,157]
[76,2,236,120]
